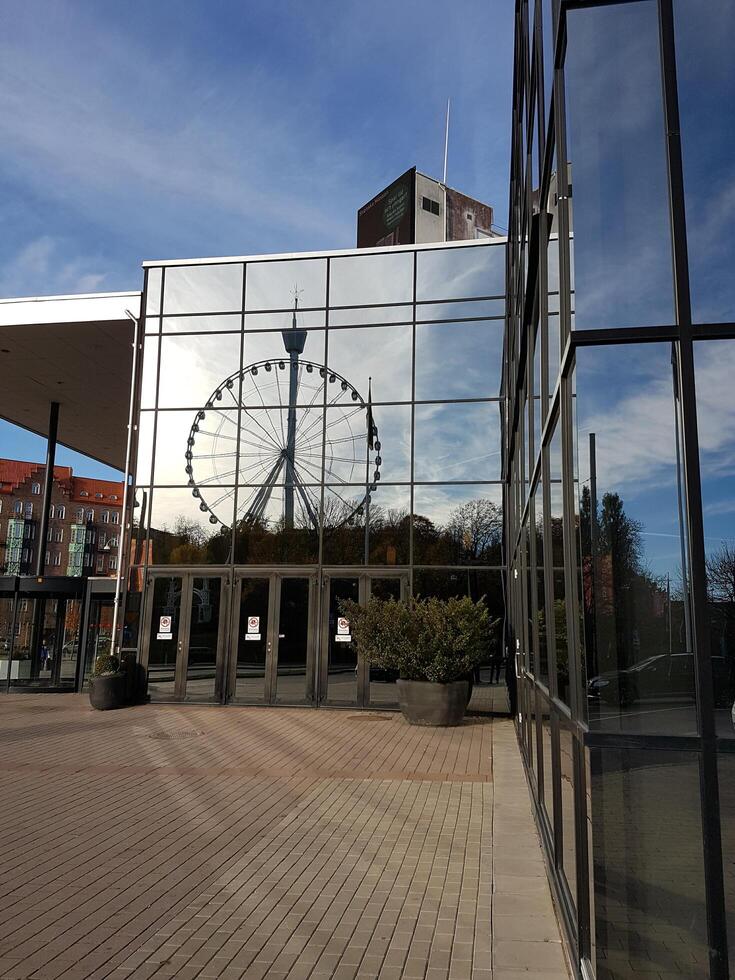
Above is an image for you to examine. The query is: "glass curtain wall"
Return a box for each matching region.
[125,239,506,679]
[506,2,735,979]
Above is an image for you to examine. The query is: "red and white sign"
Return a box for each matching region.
[337,617,350,635]
[159,615,172,633]
[247,616,260,633]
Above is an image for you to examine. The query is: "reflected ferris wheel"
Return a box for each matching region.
[185,298,382,531]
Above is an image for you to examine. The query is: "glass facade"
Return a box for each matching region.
[506,2,734,978]
[124,240,506,708]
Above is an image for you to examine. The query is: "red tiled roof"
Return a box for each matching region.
[0,458,123,503]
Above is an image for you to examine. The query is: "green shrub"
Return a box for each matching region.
[341,595,496,684]
[92,654,120,677]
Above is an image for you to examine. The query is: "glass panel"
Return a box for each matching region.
[234,489,319,564]
[329,251,413,307]
[329,305,413,327]
[185,577,221,702]
[326,577,359,703]
[0,597,12,682]
[415,321,504,400]
[577,344,695,735]
[149,489,234,565]
[415,299,505,321]
[60,599,81,687]
[235,577,270,701]
[541,704,554,832]
[416,244,505,301]
[414,402,501,482]
[535,482,548,686]
[245,258,326,311]
[164,263,243,315]
[412,486,503,565]
[675,0,735,323]
[549,423,569,705]
[157,334,241,409]
[162,315,241,333]
[325,404,410,485]
[559,723,577,908]
[322,485,410,566]
[717,753,735,975]
[84,598,114,680]
[136,412,155,485]
[145,267,162,316]
[140,336,159,409]
[242,329,325,381]
[274,577,310,704]
[590,748,708,979]
[147,576,182,699]
[412,567,504,627]
[238,406,324,494]
[155,409,238,487]
[123,569,142,649]
[369,577,402,706]
[244,310,325,330]
[694,340,735,734]
[565,2,673,328]
[326,324,412,403]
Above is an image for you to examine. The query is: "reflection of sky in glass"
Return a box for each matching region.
[415,320,503,400]
[245,258,326,311]
[326,324,412,403]
[694,341,735,551]
[565,3,673,329]
[575,343,684,576]
[675,0,735,324]
[329,251,413,307]
[416,243,504,301]
[414,402,501,482]
[413,484,502,529]
[157,333,242,409]
[163,264,244,315]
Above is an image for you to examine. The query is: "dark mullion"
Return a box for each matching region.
[657,3,728,977]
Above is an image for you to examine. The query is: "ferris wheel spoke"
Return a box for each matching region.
[248,372,287,449]
[195,467,240,486]
[293,455,327,486]
[240,408,284,454]
[238,433,282,455]
[191,451,238,462]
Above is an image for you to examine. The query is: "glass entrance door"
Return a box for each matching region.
[143,572,228,702]
[319,571,408,707]
[228,573,317,704]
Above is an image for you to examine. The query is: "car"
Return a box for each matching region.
[588,653,733,708]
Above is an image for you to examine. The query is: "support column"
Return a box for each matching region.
[36,401,59,577]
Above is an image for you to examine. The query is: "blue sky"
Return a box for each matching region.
[0,0,513,477]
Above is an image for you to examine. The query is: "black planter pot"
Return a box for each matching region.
[89,673,127,711]
[396,678,469,727]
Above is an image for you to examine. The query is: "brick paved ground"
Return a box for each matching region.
[0,696,568,980]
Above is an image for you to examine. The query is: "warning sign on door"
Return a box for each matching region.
[245,615,261,641]
[335,616,351,643]
[157,615,172,640]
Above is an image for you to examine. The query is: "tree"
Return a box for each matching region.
[446,499,502,563]
[706,542,735,609]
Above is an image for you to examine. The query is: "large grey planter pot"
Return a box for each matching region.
[89,673,127,711]
[396,678,469,727]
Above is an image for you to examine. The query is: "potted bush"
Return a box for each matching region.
[89,653,127,710]
[343,595,494,727]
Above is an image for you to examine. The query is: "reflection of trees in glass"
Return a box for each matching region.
[580,487,685,675]
[415,498,502,565]
[706,542,735,669]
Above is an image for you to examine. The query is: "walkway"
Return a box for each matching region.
[0,696,568,980]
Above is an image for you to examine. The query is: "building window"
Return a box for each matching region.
[101,510,110,524]
[111,511,120,525]
[109,535,119,549]
[24,502,33,518]
[95,492,103,499]
[53,553,61,567]
[86,509,94,521]
[13,501,22,515]
[47,527,53,541]
[31,482,41,495]
[45,551,50,566]
[76,508,84,522]
[422,196,441,216]
[54,528,63,543]
[57,505,65,519]
[109,556,118,571]
[96,556,105,572]
[79,490,88,497]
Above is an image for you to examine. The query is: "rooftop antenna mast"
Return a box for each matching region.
[442,97,450,241]
[443,97,450,185]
